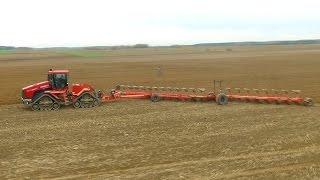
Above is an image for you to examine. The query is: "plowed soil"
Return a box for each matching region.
[0,45,320,179]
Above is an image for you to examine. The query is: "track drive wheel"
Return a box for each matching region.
[38,96,54,111]
[76,93,100,108]
[80,93,94,108]
[216,93,228,105]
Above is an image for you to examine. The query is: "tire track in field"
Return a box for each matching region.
[52,145,320,179]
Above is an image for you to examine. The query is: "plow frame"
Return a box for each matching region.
[99,86,313,106]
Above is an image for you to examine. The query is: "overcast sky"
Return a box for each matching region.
[1,0,319,47]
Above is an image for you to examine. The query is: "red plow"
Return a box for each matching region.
[102,86,227,104]
[100,84,313,106]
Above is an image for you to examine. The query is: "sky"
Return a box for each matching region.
[0,0,319,47]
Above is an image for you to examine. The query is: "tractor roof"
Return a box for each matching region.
[48,69,69,74]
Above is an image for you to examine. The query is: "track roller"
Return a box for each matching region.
[31,103,40,111]
[73,100,81,108]
[52,102,61,110]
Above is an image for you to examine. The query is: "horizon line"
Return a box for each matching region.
[1,38,320,49]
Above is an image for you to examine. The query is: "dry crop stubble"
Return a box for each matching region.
[0,45,320,179]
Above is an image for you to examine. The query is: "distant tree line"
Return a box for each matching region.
[132,44,149,48]
[194,39,320,46]
[84,44,149,50]
[0,46,15,50]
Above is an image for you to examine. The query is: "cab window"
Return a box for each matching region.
[55,74,67,89]
[48,73,68,89]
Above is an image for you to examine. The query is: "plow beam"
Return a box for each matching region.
[102,86,313,106]
[116,85,206,93]
[100,89,227,105]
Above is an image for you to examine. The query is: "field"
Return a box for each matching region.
[0,45,320,179]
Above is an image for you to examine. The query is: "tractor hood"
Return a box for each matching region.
[22,81,51,99]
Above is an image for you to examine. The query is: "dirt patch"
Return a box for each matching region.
[0,102,319,179]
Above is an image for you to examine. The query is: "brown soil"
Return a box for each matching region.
[1,102,319,179]
[0,45,320,179]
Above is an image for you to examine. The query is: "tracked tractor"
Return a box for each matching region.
[21,69,101,110]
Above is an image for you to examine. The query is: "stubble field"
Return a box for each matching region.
[0,45,320,179]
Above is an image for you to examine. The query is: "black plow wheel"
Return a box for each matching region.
[150,94,162,102]
[304,98,314,106]
[216,93,228,105]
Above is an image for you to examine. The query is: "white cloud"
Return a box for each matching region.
[0,0,319,47]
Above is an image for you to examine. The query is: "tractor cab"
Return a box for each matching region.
[48,69,69,89]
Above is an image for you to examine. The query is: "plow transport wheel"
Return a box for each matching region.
[151,94,162,102]
[303,98,314,106]
[38,96,54,111]
[216,93,228,105]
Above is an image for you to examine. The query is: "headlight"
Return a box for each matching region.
[21,90,25,98]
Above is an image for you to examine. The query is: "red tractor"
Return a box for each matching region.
[21,69,101,111]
